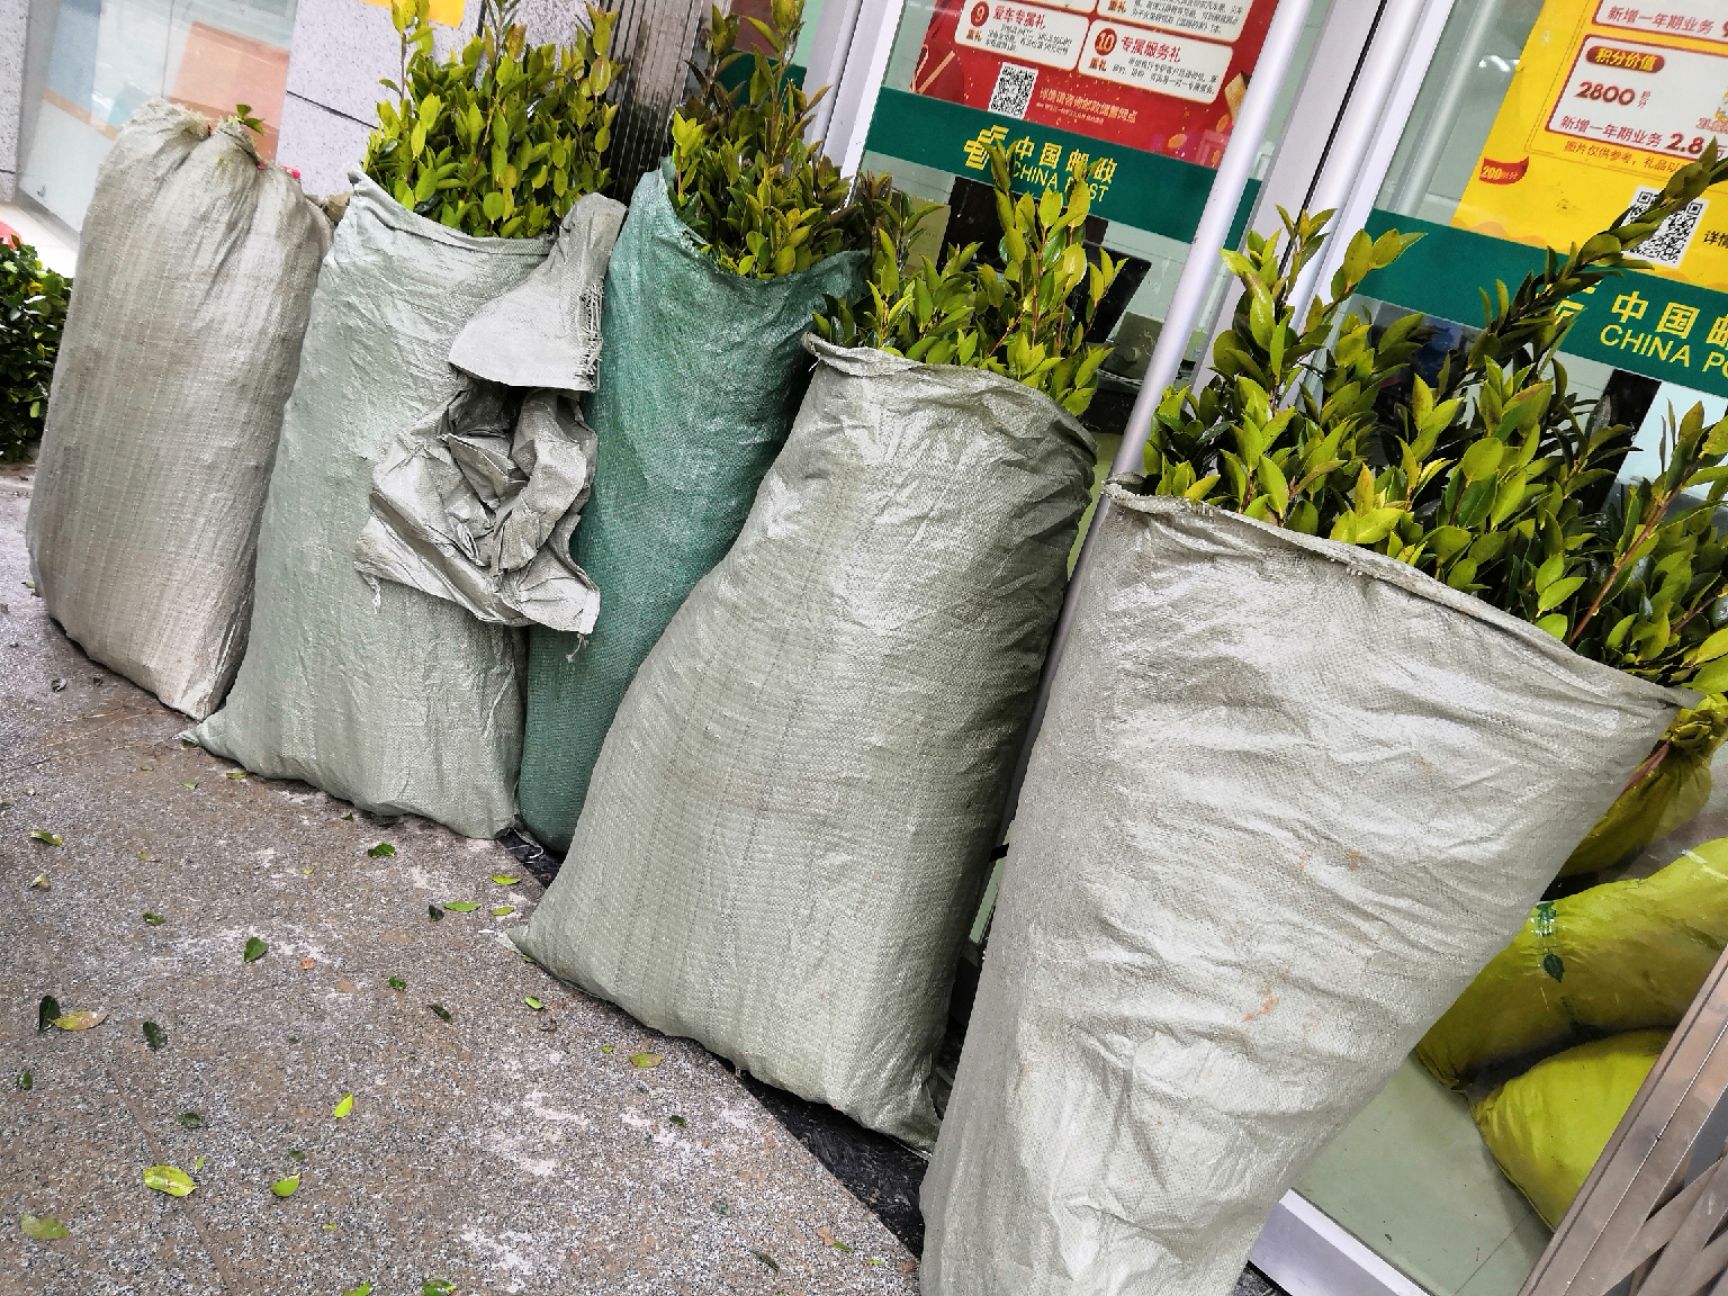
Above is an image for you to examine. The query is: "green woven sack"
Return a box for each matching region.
[518,164,865,851]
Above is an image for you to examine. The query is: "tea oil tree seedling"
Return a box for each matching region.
[363,0,619,237]
[816,145,1121,416]
[1137,145,1728,691]
[668,0,876,278]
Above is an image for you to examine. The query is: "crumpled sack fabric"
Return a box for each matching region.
[353,192,625,632]
[517,164,867,852]
[920,488,1685,1296]
[26,100,331,719]
[512,340,1094,1145]
[192,177,611,838]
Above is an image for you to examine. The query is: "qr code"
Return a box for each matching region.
[1627,186,1708,268]
[988,63,1037,119]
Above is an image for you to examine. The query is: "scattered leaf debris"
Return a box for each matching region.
[143,1021,167,1051]
[426,905,442,923]
[176,1112,203,1130]
[490,875,520,886]
[523,996,544,1011]
[243,937,267,963]
[142,1165,196,1197]
[490,906,514,916]
[27,829,61,846]
[386,977,406,991]
[428,1003,452,1023]
[52,1010,106,1031]
[16,1071,31,1091]
[367,843,395,858]
[36,996,60,1033]
[270,1173,300,1198]
[20,1214,68,1241]
[143,912,165,926]
[333,1093,354,1119]
[441,901,479,913]
[28,873,47,889]
[629,1052,662,1070]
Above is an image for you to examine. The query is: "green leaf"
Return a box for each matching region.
[270,1174,300,1198]
[27,829,61,846]
[429,1003,452,1022]
[143,1165,196,1197]
[387,977,406,991]
[177,1112,203,1130]
[366,843,396,858]
[1690,657,1728,695]
[243,937,268,963]
[1693,626,1728,665]
[524,996,544,1010]
[1534,613,1568,640]
[441,901,480,913]
[423,1281,456,1295]
[630,1052,662,1069]
[143,1021,167,1051]
[333,1093,354,1119]
[1536,576,1586,612]
[490,875,520,886]
[427,905,443,923]
[16,1071,31,1091]
[1460,438,1505,483]
[143,912,165,926]
[490,906,515,917]
[343,1284,374,1296]
[52,1010,106,1031]
[20,1214,69,1240]
[37,995,60,1033]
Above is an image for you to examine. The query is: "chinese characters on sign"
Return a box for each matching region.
[1555,279,1728,391]
[956,121,1123,203]
[1454,0,1728,291]
[911,0,1273,165]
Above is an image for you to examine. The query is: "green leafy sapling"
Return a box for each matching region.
[814,145,1121,416]
[1138,145,1728,690]
[668,0,875,278]
[363,0,619,238]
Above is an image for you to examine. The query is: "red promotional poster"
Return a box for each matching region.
[912,0,1277,165]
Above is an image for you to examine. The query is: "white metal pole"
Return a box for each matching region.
[1393,0,1500,216]
[1110,0,1320,476]
[813,0,907,175]
[802,0,866,146]
[1304,0,1461,306]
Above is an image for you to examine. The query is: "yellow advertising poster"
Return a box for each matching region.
[1454,0,1728,290]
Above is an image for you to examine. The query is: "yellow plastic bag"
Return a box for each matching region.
[1560,698,1728,879]
[1473,1030,1667,1228]
[1418,838,1728,1087]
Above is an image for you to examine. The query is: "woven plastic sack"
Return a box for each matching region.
[1559,696,1728,878]
[1474,1030,1668,1228]
[192,178,606,838]
[921,487,1685,1296]
[26,101,330,719]
[1417,837,1728,1087]
[513,341,1094,1144]
[517,165,866,852]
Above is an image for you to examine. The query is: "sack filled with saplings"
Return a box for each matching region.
[27,101,331,719]
[517,0,869,853]
[193,0,625,837]
[920,152,1728,1296]
[1559,694,1728,879]
[1474,1029,1670,1228]
[1417,836,1728,1088]
[514,149,1118,1144]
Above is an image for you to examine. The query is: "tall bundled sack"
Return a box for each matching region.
[919,490,1684,1295]
[513,339,1095,1143]
[192,180,619,836]
[517,165,865,850]
[27,101,330,718]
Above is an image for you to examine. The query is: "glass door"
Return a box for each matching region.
[1268,3,1728,1295]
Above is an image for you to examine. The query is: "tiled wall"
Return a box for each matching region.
[275,0,486,197]
[0,0,25,200]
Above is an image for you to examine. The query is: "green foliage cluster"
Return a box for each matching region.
[363,0,619,238]
[1137,147,1728,690]
[815,145,1120,415]
[0,235,70,462]
[669,0,871,279]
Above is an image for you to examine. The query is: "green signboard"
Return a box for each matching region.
[1361,211,1728,400]
[864,87,1237,245]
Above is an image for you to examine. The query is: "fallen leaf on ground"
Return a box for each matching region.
[490,875,520,886]
[367,843,395,858]
[342,1284,371,1296]
[287,1149,306,1162]
[180,781,198,790]
[422,1282,455,1296]
[143,912,165,926]
[523,996,544,1011]
[224,771,248,781]
[36,996,60,1033]
[176,1112,202,1130]
[270,1174,299,1198]
[52,1010,106,1031]
[426,905,442,923]
[387,977,406,991]
[750,1249,781,1272]
[20,1214,68,1240]
[27,829,60,846]
[28,873,47,889]
[441,901,478,913]
[142,1165,196,1197]
[333,1093,354,1119]
[429,1003,452,1022]
[243,937,267,962]
[299,958,316,970]
[629,1052,661,1070]
[16,1071,31,1091]
[490,906,514,917]
[600,1044,614,1054]
[143,1021,167,1051]
[137,850,157,862]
